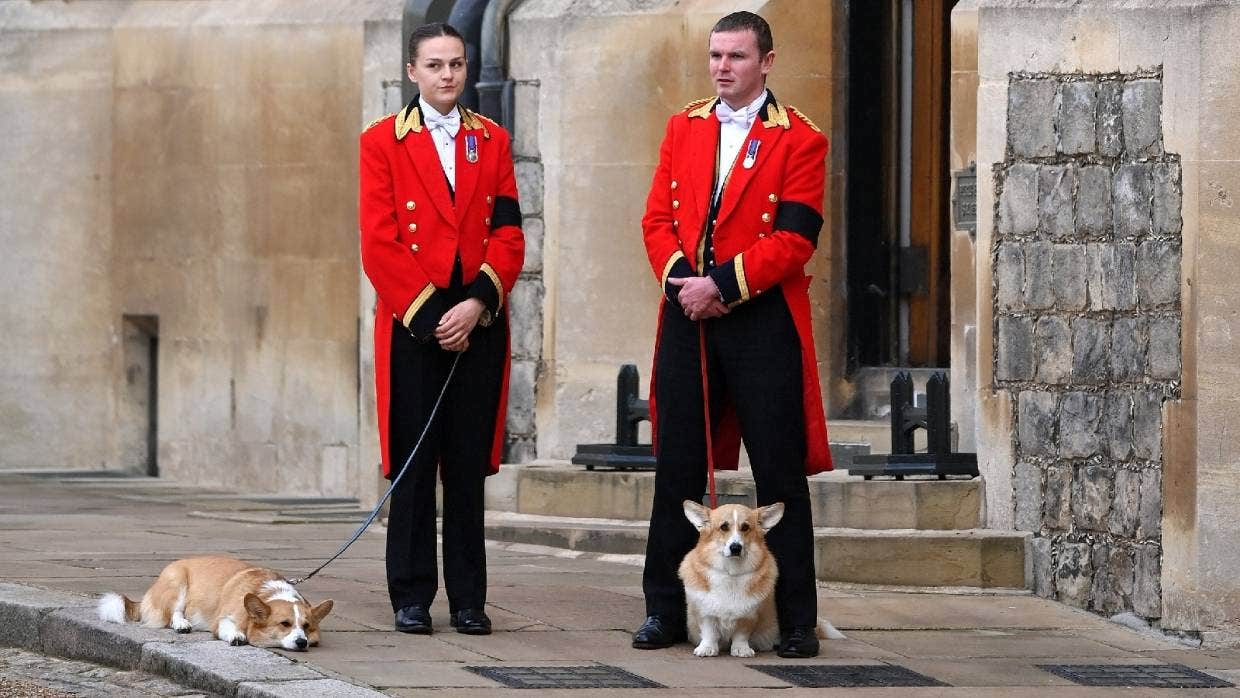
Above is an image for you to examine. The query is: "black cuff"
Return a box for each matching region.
[468,274,501,321]
[663,256,693,307]
[709,258,743,305]
[492,195,522,229]
[773,201,823,247]
[406,290,449,342]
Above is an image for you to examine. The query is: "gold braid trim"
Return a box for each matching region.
[364,114,392,133]
[685,97,717,119]
[735,253,750,303]
[395,104,423,140]
[402,283,436,327]
[660,250,686,289]
[459,106,494,139]
[763,102,791,130]
[480,263,504,311]
[788,106,822,133]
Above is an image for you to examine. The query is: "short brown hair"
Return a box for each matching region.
[710,12,773,56]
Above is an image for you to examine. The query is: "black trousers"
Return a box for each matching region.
[642,287,818,631]
[385,291,507,614]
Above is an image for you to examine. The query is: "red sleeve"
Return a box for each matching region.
[709,130,828,304]
[641,116,694,305]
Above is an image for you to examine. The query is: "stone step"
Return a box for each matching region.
[492,464,980,529]
[482,511,1029,589]
[827,419,911,455]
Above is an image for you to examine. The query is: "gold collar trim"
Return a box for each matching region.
[395,103,423,140]
[686,97,718,119]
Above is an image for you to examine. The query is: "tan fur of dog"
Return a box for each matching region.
[97,556,332,651]
[679,501,843,657]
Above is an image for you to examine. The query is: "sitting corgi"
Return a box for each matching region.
[679,501,843,657]
[98,555,332,651]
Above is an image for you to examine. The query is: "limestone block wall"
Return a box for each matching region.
[994,71,1181,618]
[974,0,1240,644]
[1,1,399,500]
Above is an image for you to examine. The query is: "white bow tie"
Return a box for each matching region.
[424,109,460,138]
[716,100,755,127]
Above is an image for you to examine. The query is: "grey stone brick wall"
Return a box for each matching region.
[505,79,545,463]
[993,71,1181,620]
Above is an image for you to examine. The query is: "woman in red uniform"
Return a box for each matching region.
[358,22,524,636]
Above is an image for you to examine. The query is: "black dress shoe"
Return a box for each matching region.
[631,615,686,649]
[394,604,432,634]
[777,626,820,658]
[450,608,492,635]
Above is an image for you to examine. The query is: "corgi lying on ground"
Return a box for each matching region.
[98,555,332,651]
[679,501,844,657]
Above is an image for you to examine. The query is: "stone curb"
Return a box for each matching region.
[0,582,386,697]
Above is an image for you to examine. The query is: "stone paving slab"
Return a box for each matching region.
[4,472,1239,696]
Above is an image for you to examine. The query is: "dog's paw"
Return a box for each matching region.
[692,642,719,657]
[171,619,192,633]
[730,643,755,658]
[228,635,248,647]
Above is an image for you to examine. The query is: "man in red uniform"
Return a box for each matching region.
[359,22,523,636]
[633,11,832,658]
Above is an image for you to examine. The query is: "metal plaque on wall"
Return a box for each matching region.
[952,162,977,237]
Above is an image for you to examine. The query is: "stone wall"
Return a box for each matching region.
[1,1,398,501]
[993,70,1181,619]
[506,80,546,463]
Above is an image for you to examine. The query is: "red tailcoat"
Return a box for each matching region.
[642,93,833,475]
[359,103,524,477]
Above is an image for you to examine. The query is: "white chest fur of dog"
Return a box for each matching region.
[678,502,783,657]
[97,556,332,651]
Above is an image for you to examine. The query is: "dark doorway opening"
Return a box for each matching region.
[120,315,158,476]
[845,0,955,370]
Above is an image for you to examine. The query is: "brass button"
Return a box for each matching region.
[761,212,771,223]
[759,233,766,238]
[673,220,679,228]
[482,237,489,246]
[406,200,416,211]
[486,195,494,204]
[678,238,683,245]
[671,180,679,189]
[711,219,717,225]
[672,200,680,210]
[410,243,419,252]
[408,223,417,232]
[485,216,492,226]
[768,193,778,203]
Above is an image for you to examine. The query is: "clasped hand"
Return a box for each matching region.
[435,298,485,352]
[668,277,730,322]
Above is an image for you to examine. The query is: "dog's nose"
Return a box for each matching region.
[729,542,743,556]
[295,637,308,650]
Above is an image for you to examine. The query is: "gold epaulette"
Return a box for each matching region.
[363,113,392,133]
[788,106,822,133]
[684,97,716,119]
[460,107,494,139]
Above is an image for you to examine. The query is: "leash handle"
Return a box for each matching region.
[290,351,462,586]
[698,323,717,510]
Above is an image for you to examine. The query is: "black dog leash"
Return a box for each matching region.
[290,351,462,586]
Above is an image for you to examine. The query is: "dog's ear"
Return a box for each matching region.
[310,599,333,623]
[682,500,711,530]
[243,593,270,622]
[757,502,785,533]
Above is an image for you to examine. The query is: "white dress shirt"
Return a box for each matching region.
[713,89,768,203]
[420,97,459,191]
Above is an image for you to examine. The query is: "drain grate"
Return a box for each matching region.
[748,663,948,688]
[1039,664,1233,688]
[465,665,664,689]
